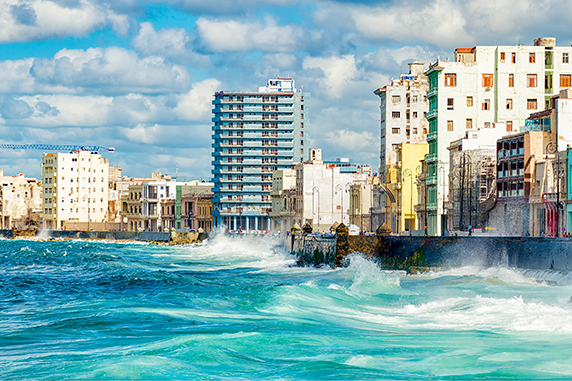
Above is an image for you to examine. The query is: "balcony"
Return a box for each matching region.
[426,131,438,141]
[426,153,438,163]
[426,87,438,98]
[427,109,438,120]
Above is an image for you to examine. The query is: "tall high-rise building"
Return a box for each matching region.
[41,151,109,229]
[211,77,310,232]
[425,37,572,235]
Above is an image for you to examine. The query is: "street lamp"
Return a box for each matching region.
[312,186,320,232]
[335,182,352,225]
[403,168,412,234]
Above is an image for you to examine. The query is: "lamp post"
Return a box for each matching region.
[335,182,352,226]
[546,141,558,236]
[312,186,320,232]
[403,168,413,233]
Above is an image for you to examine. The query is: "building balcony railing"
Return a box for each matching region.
[427,109,438,120]
[426,131,438,141]
[426,153,438,163]
[426,87,438,98]
[426,176,438,185]
[426,202,438,211]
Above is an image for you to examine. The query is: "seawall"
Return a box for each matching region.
[292,233,572,272]
[1,229,208,244]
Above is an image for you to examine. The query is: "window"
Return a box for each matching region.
[392,111,400,118]
[508,74,514,87]
[561,74,571,88]
[413,112,418,118]
[527,74,537,87]
[444,73,457,87]
[500,52,505,62]
[301,114,304,119]
[506,121,513,132]
[466,119,473,129]
[392,95,401,103]
[482,74,493,87]
[447,120,453,131]
[392,128,400,134]
[466,96,473,107]
[482,99,491,110]
[512,52,516,63]
[527,98,538,110]
[529,53,535,63]
[301,105,304,110]
[564,53,569,64]
[447,98,454,110]
[506,99,513,110]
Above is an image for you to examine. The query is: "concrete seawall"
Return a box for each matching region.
[292,232,572,272]
[1,229,208,244]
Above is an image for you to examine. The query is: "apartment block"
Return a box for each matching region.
[212,77,309,232]
[41,151,109,230]
[425,37,572,235]
[0,170,42,229]
[374,62,429,181]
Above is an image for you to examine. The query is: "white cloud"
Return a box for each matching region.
[325,129,377,153]
[133,22,209,65]
[174,78,221,121]
[123,123,162,144]
[0,0,130,42]
[350,0,467,47]
[302,55,359,99]
[0,47,192,95]
[196,17,305,52]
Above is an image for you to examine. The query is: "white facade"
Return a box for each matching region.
[140,180,181,232]
[41,151,109,229]
[425,37,572,235]
[375,62,429,181]
[0,171,42,229]
[295,158,369,232]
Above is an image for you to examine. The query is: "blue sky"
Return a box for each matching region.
[1,0,572,180]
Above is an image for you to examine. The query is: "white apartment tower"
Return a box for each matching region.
[425,37,572,235]
[374,62,429,181]
[42,151,109,229]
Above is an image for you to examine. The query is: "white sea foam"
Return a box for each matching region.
[178,232,297,271]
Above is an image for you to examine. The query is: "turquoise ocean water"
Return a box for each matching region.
[2,233,572,380]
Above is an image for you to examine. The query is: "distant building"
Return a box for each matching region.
[268,149,370,233]
[41,151,109,230]
[425,37,572,235]
[384,142,428,234]
[0,170,42,229]
[212,77,309,232]
[446,126,504,232]
[374,62,429,182]
[269,168,297,235]
[177,181,214,232]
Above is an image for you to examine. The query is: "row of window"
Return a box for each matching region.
[391,95,427,103]
[444,73,572,88]
[444,96,538,111]
[44,207,104,215]
[499,51,569,64]
[390,127,428,135]
[391,111,427,119]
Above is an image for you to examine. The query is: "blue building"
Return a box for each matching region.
[211,78,310,231]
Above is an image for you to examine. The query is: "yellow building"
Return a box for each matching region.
[385,142,428,234]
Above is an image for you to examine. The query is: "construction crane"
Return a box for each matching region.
[0,144,115,152]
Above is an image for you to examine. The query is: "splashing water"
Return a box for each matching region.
[1,235,572,380]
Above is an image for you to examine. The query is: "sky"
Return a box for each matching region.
[2,0,572,180]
